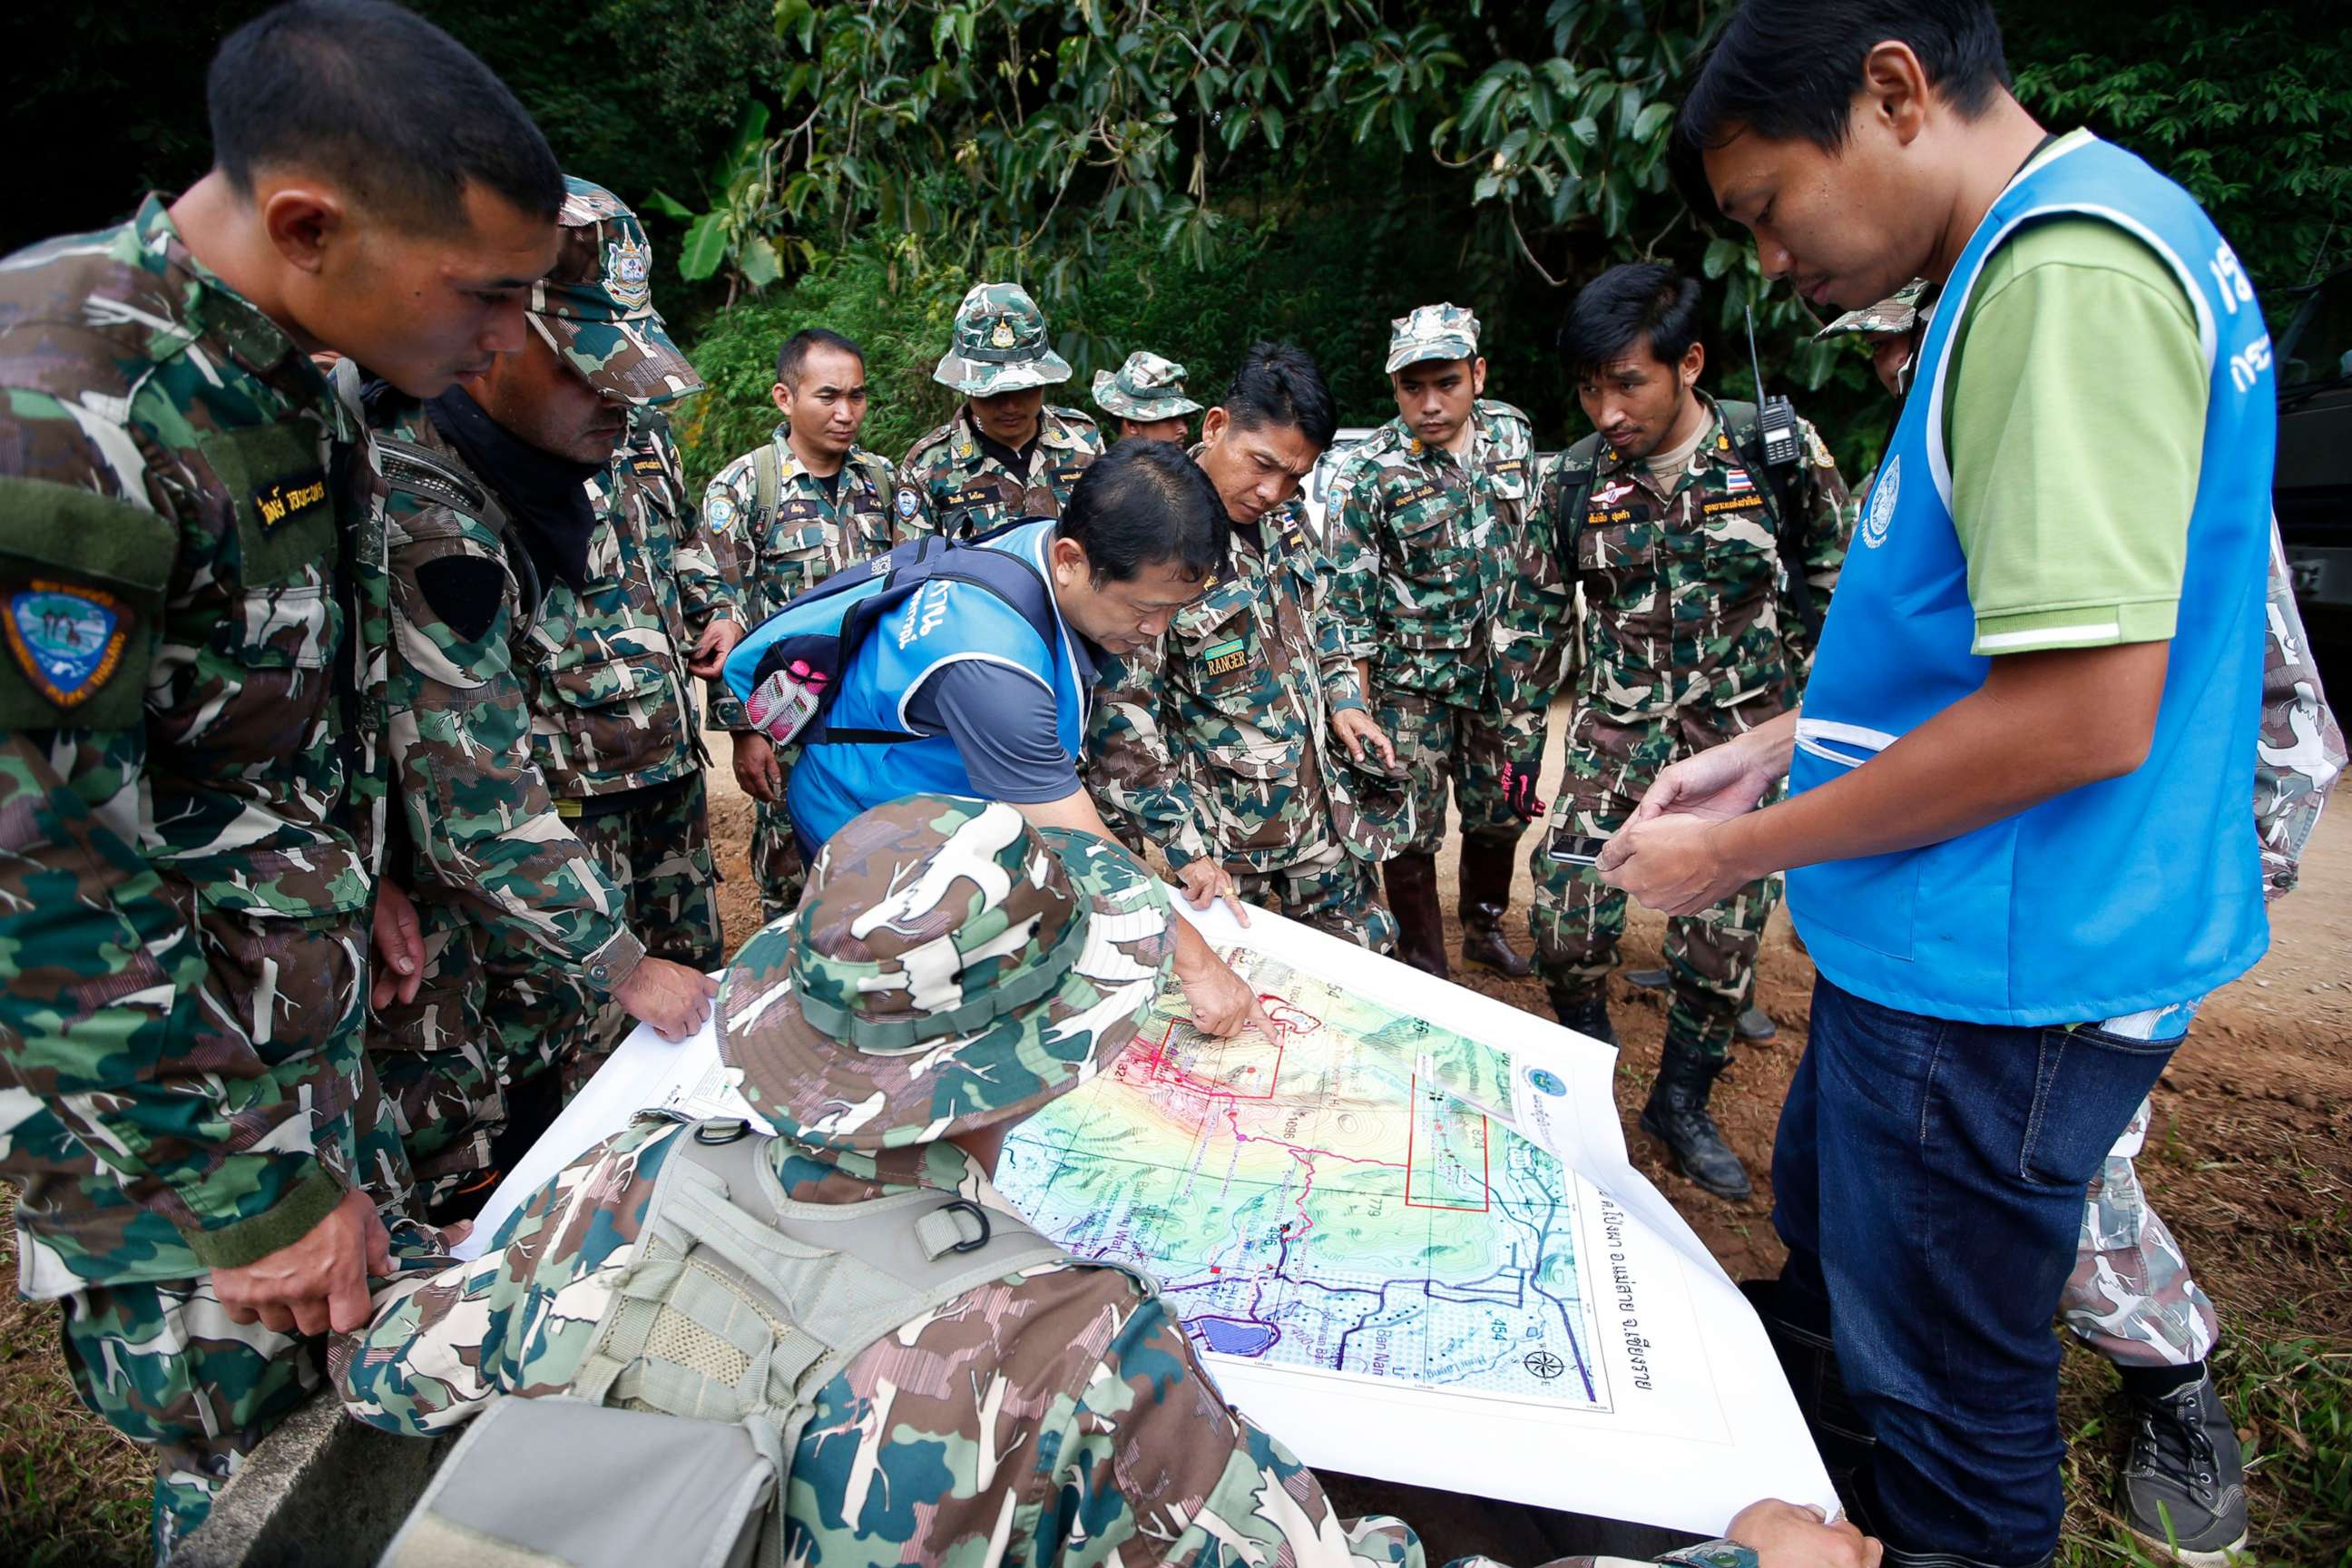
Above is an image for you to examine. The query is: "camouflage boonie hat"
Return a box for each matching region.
[717,796,1175,1150]
[1091,351,1202,421]
[528,176,703,406]
[1385,301,1482,374]
[932,282,1073,396]
[1815,277,1930,341]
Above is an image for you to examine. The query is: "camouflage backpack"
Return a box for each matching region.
[382,1114,1142,1568]
[1551,398,1821,636]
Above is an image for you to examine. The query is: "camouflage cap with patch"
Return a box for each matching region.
[932,282,1073,396]
[1814,277,1931,341]
[529,176,704,406]
[717,795,1175,1150]
[1385,301,1482,374]
[1091,350,1202,420]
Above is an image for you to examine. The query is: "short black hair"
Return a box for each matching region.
[208,0,564,230]
[1220,341,1338,450]
[1561,264,1705,377]
[1674,0,2011,212]
[1056,441,1230,584]
[777,328,865,387]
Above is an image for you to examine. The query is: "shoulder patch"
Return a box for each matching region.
[5,582,131,710]
[705,495,737,529]
[414,554,508,643]
[895,486,922,521]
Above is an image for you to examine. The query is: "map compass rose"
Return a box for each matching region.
[1523,1349,1564,1381]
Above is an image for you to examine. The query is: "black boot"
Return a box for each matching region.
[1640,1034,1751,1199]
[1547,984,1616,1046]
[1382,852,1449,978]
[1457,832,1533,977]
[2119,1370,2248,1565]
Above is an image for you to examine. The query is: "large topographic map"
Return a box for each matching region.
[995,945,1612,1411]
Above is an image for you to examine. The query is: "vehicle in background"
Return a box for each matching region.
[2275,267,2352,681]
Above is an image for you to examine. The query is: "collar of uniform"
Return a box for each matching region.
[135,194,335,418]
[1038,407,1087,451]
[769,423,813,484]
[1389,409,1484,471]
[950,405,986,464]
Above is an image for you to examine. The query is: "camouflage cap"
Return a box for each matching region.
[1385,301,1482,374]
[1814,277,1931,341]
[1091,351,1202,420]
[717,796,1175,1151]
[1328,735,1416,861]
[528,176,704,407]
[932,282,1073,396]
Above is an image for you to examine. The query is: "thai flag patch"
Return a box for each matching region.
[1725,469,1754,494]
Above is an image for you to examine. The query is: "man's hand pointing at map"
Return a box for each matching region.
[1172,926,1276,1038]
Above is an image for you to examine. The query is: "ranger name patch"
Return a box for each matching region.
[631,456,667,476]
[1202,635,1250,676]
[252,468,330,534]
[5,580,130,709]
[1701,495,1766,516]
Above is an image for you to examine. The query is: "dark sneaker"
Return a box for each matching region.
[1736,1004,1779,1043]
[1624,965,1670,990]
[2120,1373,2249,1565]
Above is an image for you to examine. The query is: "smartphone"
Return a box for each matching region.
[1545,831,1610,867]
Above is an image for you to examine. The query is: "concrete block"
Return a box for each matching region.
[175,1392,447,1567]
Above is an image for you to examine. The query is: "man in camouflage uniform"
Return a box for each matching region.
[1534,263,1851,1201]
[701,327,896,918]
[369,178,723,1219]
[894,282,1103,539]
[1818,278,2347,1555]
[1328,303,1568,979]
[338,794,1876,1568]
[0,2,565,1550]
[475,183,740,1094]
[1087,344,1404,951]
[1093,348,1203,444]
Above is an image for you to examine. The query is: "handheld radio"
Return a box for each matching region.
[1745,306,1801,469]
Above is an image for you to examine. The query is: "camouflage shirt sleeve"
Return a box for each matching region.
[1083,640,1218,871]
[1783,416,1853,671]
[1324,459,1381,662]
[1041,1290,1431,1566]
[0,389,348,1262]
[701,458,759,732]
[387,511,646,991]
[651,421,738,634]
[1308,534,1370,718]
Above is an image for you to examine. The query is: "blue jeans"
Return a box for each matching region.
[1773,977,2180,1565]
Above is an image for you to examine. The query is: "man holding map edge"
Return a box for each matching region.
[1606,3,2271,1564]
[340,795,1880,1568]
[746,439,1272,1039]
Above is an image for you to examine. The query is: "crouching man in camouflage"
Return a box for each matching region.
[0,3,564,1552]
[367,177,723,1219]
[338,795,1877,1568]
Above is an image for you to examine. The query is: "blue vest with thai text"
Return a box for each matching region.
[787,520,1092,851]
[1787,135,2273,1024]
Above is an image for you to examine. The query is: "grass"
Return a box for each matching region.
[0,1207,150,1567]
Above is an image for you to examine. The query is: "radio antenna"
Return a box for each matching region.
[1744,302,1769,403]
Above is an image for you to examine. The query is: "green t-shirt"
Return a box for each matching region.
[1942,132,2210,655]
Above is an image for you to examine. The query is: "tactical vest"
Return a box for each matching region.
[1788,134,2273,1024]
[383,1116,1151,1568]
[373,434,547,643]
[1552,397,1819,637]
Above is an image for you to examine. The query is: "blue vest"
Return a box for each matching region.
[1787,135,2273,1025]
[787,520,1093,851]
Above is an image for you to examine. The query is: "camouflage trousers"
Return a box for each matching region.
[1371,684,1548,857]
[59,1278,319,1561]
[2061,1098,2220,1368]
[1230,837,1397,954]
[750,796,808,922]
[1529,701,1785,1060]
[369,904,524,1215]
[500,772,724,1099]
